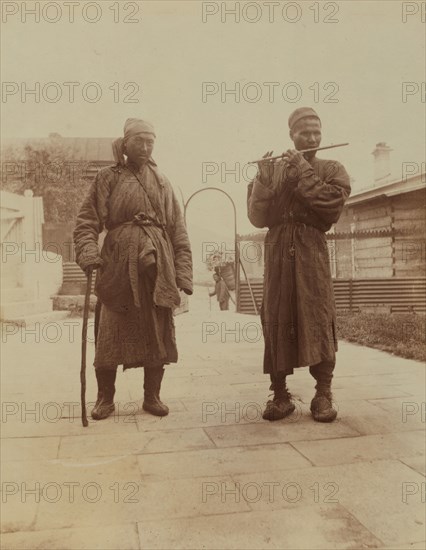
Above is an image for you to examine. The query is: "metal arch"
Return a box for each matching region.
[182,187,258,314]
[183,187,237,236]
[183,188,237,285]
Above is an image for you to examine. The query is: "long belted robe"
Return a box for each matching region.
[73,160,193,369]
[247,156,351,375]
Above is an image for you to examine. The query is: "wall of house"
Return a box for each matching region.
[392,189,426,277]
[332,207,353,279]
[1,190,63,319]
[333,189,426,278]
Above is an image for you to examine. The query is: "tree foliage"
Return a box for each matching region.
[1,136,90,222]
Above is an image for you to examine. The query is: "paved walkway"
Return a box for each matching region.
[1,286,425,549]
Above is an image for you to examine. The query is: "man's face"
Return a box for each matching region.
[125,133,155,165]
[290,118,322,156]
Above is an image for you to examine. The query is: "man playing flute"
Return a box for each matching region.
[247,107,351,422]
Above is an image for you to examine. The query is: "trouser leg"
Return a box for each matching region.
[309,360,337,423]
[269,371,287,395]
[143,366,169,417]
[309,360,335,392]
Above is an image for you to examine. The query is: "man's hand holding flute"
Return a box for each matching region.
[256,148,305,188]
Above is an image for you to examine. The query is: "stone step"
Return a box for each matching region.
[1,310,71,328]
[0,287,35,303]
[53,294,97,312]
[0,299,53,320]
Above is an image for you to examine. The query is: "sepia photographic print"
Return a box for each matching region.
[1,1,425,549]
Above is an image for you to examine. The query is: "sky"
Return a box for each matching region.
[1,0,425,269]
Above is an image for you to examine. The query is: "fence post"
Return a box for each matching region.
[21,190,45,297]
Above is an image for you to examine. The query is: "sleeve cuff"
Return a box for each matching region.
[251,178,275,200]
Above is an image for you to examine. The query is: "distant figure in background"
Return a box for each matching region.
[210,273,230,311]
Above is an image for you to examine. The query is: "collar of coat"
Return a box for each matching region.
[124,159,164,187]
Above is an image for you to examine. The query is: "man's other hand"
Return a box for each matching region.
[84,259,103,277]
[257,151,275,186]
[180,288,192,296]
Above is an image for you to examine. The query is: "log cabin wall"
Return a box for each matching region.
[392,189,426,277]
[333,188,426,279]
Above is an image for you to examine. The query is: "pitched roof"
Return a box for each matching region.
[347,171,425,206]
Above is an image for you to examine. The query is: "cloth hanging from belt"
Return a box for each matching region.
[94,168,182,313]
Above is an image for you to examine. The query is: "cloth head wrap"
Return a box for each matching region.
[123,118,156,140]
[288,107,321,130]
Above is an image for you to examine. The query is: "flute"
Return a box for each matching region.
[248,142,349,164]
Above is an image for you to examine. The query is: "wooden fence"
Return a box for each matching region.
[238,277,426,315]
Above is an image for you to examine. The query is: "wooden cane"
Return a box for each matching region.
[239,258,259,315]
[80,266,93,427]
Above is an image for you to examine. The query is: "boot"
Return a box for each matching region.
[310,386,337,422]
[143,367,169,417]
[91,369,116,420]
[263,375,295,421]
[309,362,337,422]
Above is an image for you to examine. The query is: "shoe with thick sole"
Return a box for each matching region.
[310,392,337,422]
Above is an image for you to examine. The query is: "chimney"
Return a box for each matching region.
[372,142,392,185]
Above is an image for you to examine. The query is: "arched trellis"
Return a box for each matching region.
[181,187,258,314]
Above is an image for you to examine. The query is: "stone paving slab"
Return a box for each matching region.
[58,428,215,459]
[383,543,426,550]
[1,455,142,484]
[291,430,425,466]
[134,394,288,430]
[333,371,425,387]
[134,406,265,431]
[318,385,412,403]
[137,505,383,549]
[334,399,425,435]
[231,459,426,546]
[180,394,273,415]
[1,524,141,549]
[2,437,61,462]
[1,455,143,536]
[204,416,360,448]
[399,456,426,477]
[368,395,425,416]
[332,358,424,377]
[1,496,39,536]
[391,383,426,396]
[137,443,312,481]
[0,411,140,438]
[33,476,250,531]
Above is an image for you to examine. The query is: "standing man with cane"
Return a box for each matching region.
[74,118,193,420]
[247,107,351,422]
